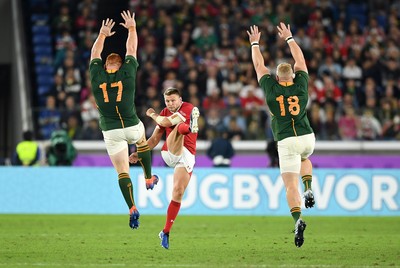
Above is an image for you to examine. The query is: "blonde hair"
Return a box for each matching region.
[276,63,293,79]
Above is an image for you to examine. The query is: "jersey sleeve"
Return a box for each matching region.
[178,103,193,122]
[259,74,277,95]
[89,58,104,80]
[294,71,309,90]
[120,55,139,76]
[157,108,169,130]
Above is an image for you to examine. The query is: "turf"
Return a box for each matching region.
[0,215,398,268]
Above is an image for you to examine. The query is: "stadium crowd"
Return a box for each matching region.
[31,0,400,142]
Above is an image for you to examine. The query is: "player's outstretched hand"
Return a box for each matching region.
[247,25,261,44]
[120,10,136,29]
[277,22,292,40]
[99,18,116,37]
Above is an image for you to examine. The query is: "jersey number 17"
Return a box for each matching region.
[99,81,123,103]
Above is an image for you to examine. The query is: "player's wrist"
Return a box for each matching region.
[128,26,136,32]
[285,36,295,43]
[251,41,259,48]
[99,33,107,38]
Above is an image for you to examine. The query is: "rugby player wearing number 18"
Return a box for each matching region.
[247,22,316,247]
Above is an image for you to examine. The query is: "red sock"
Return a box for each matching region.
[177,123,190,135]
[163,200,181,233]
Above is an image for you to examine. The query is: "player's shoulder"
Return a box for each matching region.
[178,102,194,118]
[294,70,309,78]
[160,107,171,116]
[124,55,138,64]
[180,102,195,113]
[181,102,194,109]
[90,58,103,68]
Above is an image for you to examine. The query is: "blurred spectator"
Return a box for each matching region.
[359,108,382,140]
[202,87,225,110]
[207,130,235,167]
[324,102,339,140]
[338,107,360,140]
[38,95,61,139]
[226,118,245,141]
[12,131,40,166]
[65,114,83,140]
[342,57,362,82]
[81,93,99,126]
[60,95,82,129]
[223,107,246,132]
[308,102,326,140]
[80,118,102,140]
[52,4,73,32]
[240,86,265,116]
[222,71,242,96]
[318,56,342,82]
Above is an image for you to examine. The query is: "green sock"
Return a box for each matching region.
[137,144,152,179]
[118,173,135,209]
[302,175,312,192]
[290,207,301,223]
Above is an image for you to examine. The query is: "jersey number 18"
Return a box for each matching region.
[276,95,300,116]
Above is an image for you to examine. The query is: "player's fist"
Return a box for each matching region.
[129,152,138,164]
[146,108,156,117]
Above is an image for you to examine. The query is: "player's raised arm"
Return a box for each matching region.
[247,25,270,82]
[120,10,137,58]
[90,18,115,61]
[277,22,308,73]
[146,108,185,128]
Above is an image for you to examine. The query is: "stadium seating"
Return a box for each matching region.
[35,65,53,76]
[32,34,52,45]
[31,25,50,35]
[37,74,54,87]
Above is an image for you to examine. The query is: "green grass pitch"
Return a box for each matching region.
[0,215,399,267]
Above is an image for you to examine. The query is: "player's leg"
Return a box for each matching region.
[282,172,302,222]
[282,172,307,248]
[160,167,191,249]
[109,146,140,229]
[278,137,307,247]
[136,133,159,190]
[128,122,159,190]
[300,133,316,208]
[104,129,139,229]
[166,106,200,155]
[301,158,315,208]
[166,125,185,156]
[172,107,200,136]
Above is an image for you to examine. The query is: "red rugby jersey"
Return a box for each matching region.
[159,102,198,154]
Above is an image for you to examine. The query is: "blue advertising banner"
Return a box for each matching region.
[0,167,398,216]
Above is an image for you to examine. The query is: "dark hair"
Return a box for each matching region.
[163,87,181,97]
[23,131,34,141]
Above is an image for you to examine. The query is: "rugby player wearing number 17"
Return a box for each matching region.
[89,10,158,230]
[247,22,316,247]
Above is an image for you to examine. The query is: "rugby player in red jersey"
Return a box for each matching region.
[129,87,200,249]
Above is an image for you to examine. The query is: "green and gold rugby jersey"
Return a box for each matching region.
[89,55,140,131]
[259,70,313,141]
